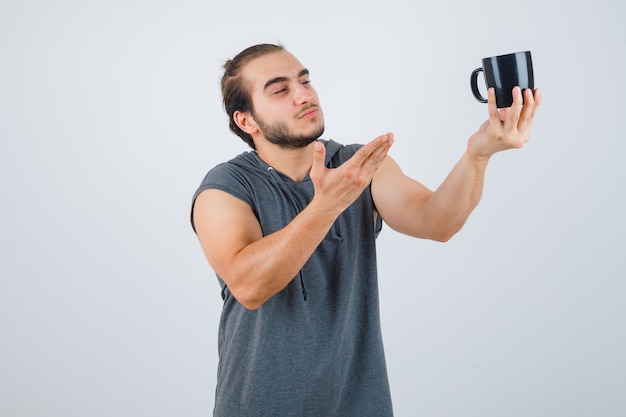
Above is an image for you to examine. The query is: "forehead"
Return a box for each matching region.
[242,50,306,91]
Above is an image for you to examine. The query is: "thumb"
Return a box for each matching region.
[310,141,326,178]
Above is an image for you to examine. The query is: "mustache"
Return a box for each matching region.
[296,104,320,118]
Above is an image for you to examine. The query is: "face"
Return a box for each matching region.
[241,50,324,149]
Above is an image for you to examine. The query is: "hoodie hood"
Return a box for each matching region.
[229,139,344,176]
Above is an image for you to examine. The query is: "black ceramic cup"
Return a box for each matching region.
[470,51,534,108]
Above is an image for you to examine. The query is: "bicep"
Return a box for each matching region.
[192,189,263,279]
[371,156,433,237]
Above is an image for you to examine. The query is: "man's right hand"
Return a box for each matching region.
[309,133,394,217]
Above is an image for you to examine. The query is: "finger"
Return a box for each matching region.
[353,133,393,166]
[529,88,542,118]
[367,133,394,151]
[487,88,500,126]
[498,107,509,122]
[364,133,394,167]
[343,135,393,184]
[504,86,523,132]
[310,141,327,179]
[534,88,543,108]
[517,88,536,132]
[362,143,391,174]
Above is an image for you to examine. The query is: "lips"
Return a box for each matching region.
[297,105,319,119]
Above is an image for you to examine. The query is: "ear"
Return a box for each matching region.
[233,111,259,135]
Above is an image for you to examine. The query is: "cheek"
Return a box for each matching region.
[310,88,321,103]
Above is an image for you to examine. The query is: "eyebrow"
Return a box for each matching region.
[263,68,310,91]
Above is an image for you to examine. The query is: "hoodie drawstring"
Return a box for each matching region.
[299,272,308,301]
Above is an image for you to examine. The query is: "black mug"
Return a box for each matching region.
[470,51,534,108]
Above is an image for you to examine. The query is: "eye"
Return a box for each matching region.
[273,87,287,95]
[301,79,311,86]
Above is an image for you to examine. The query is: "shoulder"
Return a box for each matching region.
[191,152,261,230]
[193,152,264,201]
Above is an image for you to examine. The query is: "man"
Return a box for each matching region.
[191,43,541,417]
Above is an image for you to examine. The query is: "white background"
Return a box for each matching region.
[1,0,625,416]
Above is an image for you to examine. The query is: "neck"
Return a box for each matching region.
[255,141,316,183]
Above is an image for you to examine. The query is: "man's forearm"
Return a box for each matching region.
[423,152,489,241]
[225,199,338,310]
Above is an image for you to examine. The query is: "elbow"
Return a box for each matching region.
[222,266,290,311]
[240,296,267,311]
[218,266,268,311]
[228,282,268,311]
[431,232,455,243]
[240,301,263,311]
[429,223,464,243]
[231,288,265,311]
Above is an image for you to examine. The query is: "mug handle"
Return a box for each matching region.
[470,68,488,103]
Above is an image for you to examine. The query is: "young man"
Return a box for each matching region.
[191,43,541,417]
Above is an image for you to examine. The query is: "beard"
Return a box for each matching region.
[252,107,325,149]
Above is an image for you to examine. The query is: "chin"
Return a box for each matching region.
[306,127,324,145]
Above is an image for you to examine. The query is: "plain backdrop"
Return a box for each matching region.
[1,0,625,416]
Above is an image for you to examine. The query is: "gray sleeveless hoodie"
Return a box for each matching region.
[191,139,393,417]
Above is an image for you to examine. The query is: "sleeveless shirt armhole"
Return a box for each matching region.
[374,209,384,238]
[190,183,255,233]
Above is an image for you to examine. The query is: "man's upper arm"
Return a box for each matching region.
[192,188,263,280]
[371,156,433,238]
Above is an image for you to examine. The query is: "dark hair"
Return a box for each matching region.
[221,43,285,149]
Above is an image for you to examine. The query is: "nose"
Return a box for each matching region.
[293,83,314,105]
